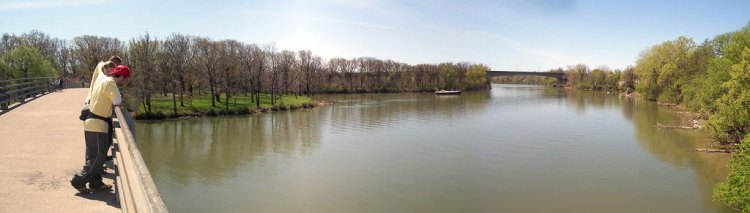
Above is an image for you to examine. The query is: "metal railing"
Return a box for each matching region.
[113,107,169,213]
[0,77,57,111]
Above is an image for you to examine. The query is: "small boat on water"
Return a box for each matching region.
[435,89,462,95]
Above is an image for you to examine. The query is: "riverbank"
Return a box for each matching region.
[133,93,317,120]
[617,91,738,154]
[132,87,490,120]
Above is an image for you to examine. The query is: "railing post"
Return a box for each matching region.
[0,81,7,111]
[41,78,47,95]
[45,78,51,94]
[36,78,42,95]
[19,79,26,103]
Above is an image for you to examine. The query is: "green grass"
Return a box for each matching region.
[134,93,315,119]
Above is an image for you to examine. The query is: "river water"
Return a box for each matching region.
[136,84,732,212]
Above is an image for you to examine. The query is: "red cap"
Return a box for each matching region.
[110,65,130,78]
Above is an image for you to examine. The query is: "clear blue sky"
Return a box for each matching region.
[1,0,749,71]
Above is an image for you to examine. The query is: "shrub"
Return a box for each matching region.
[714,135,750,212]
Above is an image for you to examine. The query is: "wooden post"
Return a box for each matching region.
[0,81,7,111]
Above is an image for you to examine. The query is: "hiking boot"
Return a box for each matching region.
[70,175,89,194]
[89,183,113,192]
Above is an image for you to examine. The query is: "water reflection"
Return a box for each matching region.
[621,96,731,212]
[322,92,491,133]
[564,89,731,212]
[136,111,323,189]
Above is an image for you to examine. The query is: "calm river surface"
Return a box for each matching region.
[136,84,731,212]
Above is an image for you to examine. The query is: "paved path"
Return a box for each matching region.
[0,88,119,213]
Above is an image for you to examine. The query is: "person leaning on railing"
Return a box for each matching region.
[84,56,120,167]
[87,56,121,98]
[70,65,130,194]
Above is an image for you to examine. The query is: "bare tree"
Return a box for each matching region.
[355,57,369,91]
[0,33,22,55]
[373,58,388,91]
[129,33,159,114]
[194,37,221,107]
[21,30,60,63]
[277,50,295,97]
[328,58,355,92]
[266,45,280,105]
[247,44,267,108]
[162,33,192,114]
[71,35,126,82]
[326,59,341,92]
[217,39,242,112]
[297,50,322,97]
[56,40,72,79]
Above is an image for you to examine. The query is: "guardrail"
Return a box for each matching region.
[0,77,57,111]
[113,107,169,213]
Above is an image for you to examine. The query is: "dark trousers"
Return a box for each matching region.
[76,131,110,186]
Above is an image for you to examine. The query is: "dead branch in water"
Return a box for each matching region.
[695,148,733,153]
[656,122,698,129]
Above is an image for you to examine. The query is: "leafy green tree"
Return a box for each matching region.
[635,36,697,102]
[439,64,458,90]
[703,24,750,143]
[464,64,488,90]
[708,48,750,144]
[605,70,621,91]
[656,63,680,102]
[681,40,723,115]
[682,56,730,115]
[590,68,606,90]
[723,23,750,62]
[1,45,57,78]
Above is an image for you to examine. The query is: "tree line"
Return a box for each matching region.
[0,31,490,114]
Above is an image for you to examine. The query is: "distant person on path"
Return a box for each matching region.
[57,78,63,91]
[51,78,60,92]
[70,65,130,193]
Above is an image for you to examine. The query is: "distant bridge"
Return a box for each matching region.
[486,70,567,84]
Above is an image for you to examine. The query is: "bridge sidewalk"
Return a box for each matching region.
[0,88,118,213]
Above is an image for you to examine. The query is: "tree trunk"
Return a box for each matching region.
[179,77,185,107]
[225,92,230,113]
[172,90,177,116]
[146,94,152,113]
[209,77,216,107]
[141,99,148,115]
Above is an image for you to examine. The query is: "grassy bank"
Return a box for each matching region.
[134,93,316,119]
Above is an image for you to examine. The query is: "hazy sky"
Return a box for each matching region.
[1,0,749,71]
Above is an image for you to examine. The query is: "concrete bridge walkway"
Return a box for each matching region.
[0,88,119,213]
